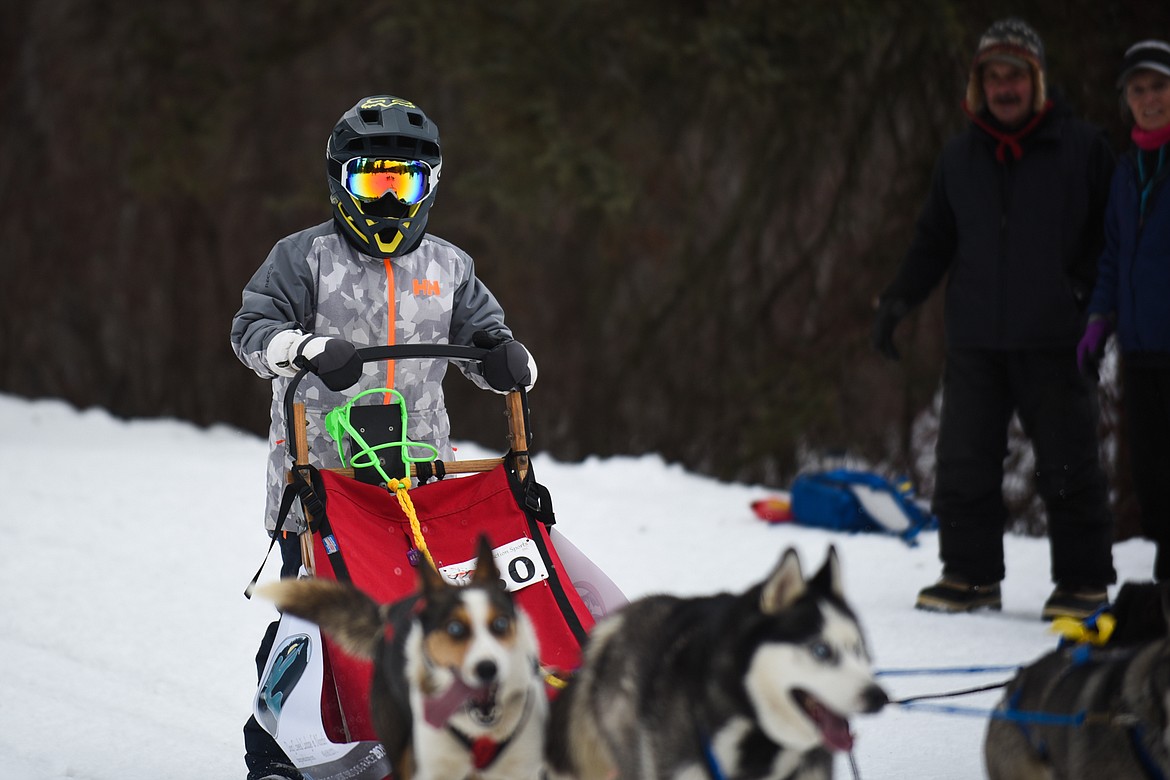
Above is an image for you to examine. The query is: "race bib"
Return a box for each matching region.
[438,537,549,592]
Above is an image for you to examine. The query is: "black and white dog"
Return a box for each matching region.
[985,581,1170,780]
[545,546,887,779]
[261,536,546,780]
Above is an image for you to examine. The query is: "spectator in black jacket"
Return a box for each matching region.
[871,18,1117,621]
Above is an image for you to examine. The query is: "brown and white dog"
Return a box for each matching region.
[260,536,546,780]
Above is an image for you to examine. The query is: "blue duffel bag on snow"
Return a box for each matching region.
[789,469,937,546]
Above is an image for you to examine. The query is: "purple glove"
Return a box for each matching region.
[1076,317,1112,379]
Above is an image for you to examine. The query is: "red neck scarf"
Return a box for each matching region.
[1132,123,1170,151]
[962,100,1054,162]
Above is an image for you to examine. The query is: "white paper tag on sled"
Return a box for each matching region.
[438,537,549,593]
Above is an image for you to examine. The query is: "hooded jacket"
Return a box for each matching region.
[881,99,1115,350]
[231,220,523,531]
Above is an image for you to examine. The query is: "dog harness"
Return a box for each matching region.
[698,732,729,780]
[1008,645,1168,780]
[1129,723,1169,780]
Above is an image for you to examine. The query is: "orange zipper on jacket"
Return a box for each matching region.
[384,258,395,403]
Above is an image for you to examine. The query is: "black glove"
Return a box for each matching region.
[474,331,532,392]
[871,297,908,361]
[294,336,363,391]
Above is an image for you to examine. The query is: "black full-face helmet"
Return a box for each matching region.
[327,96,442,258]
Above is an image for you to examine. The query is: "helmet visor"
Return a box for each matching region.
[342,158,436,205]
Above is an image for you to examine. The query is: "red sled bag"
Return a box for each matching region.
[253,456,597,779]
[307,454,595,744]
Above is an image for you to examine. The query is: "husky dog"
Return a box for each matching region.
[984,581,1170,780]
[260,536,546,780]
[545,546,887,780]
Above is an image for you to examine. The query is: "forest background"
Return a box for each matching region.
[3,0,1167,536]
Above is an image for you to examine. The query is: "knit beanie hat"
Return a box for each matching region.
[965,18,1047,114]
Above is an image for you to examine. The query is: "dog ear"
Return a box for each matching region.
[470,534,505,590]
[760,548,805,614]
[808,545,845,600]
[257,579,385,659]
[419,557,449,597]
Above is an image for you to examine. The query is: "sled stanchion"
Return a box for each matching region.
[293,402,316,575]
[506,390,529,479]
[294,402,309,467]
[300,527,316,575]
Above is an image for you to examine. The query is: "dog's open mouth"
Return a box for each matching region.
[793,690,853,752]
[466,682,501,725]
[424,677,502,727]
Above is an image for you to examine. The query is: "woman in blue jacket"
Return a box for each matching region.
[1080,40,1170,580]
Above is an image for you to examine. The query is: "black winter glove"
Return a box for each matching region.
[871,297,908,361]
[294,336,363,391]
[473,331,532,392]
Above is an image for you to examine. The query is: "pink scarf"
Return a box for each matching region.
[1132,123,1170,151]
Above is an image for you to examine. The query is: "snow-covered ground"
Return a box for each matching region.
[0,393,1155,779]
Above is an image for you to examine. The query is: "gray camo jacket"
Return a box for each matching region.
[230,220,521,532]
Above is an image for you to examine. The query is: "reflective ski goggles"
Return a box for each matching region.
[341,157,439,205]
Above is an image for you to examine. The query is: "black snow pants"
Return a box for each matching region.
[1123,361,1170,581]
[931,348,1115,588]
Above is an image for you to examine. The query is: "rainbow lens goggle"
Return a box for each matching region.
[342,157,440,205]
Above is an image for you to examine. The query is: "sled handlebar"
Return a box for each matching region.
[282,344,489,409]
[355,343,489,363]
[282,342,530,475]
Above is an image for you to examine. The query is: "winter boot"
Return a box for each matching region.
[1041,586,1108,622]
[915,577,1002,613]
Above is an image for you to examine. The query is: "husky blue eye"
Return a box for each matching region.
[446,620,469,639]
[490,615,512,636]
[810,642,835,662]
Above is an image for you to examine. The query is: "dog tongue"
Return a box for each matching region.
[809,701,854,752]
[423,678,475,728]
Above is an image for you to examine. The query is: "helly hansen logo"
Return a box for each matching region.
[412,279,441,296]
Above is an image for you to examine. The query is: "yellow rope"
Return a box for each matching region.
[385,477,575,691]
[387,477,435,570]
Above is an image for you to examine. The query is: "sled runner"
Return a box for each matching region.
[249,344,622,780]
